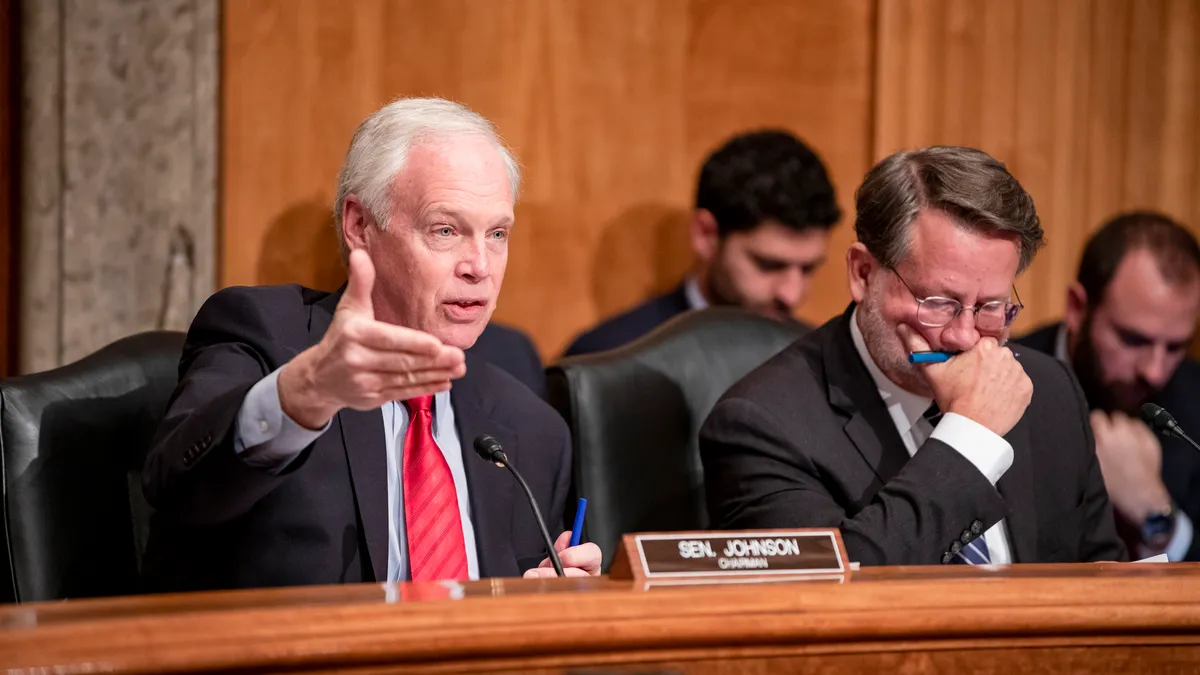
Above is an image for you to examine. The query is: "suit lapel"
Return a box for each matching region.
[337,408,390,581]
[453,354,519,579]
[997,390,1038,562]
[311,288,389,582]
[823,306,912,485]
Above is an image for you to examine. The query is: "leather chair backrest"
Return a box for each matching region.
[0,331,184,602]
[548,308,806,571]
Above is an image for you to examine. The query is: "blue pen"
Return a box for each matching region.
[569,497,588,547]
[909,351,956,364]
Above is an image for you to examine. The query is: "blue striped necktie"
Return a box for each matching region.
[953,536,991,565]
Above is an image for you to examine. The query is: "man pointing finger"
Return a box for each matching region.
[143,98,600,591]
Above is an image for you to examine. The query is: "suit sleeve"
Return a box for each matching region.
[234,367,330,468]
[1057,359,1129,562]
[548,415,573,537]
[701,396,1010,566]
[143,288,316,525]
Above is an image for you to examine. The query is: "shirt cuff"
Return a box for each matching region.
[928,412,1015,485]
[1166,510,1194,562]
[235,367,331,469]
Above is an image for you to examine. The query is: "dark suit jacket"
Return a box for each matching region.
[1018,322,1200,561]
[700,306,1127,566]
[470,323,547,399]
[564,284,691,357]
[141,285,572,592]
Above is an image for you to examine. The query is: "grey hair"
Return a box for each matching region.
[854,146,1045,273]
[332,97,521,261]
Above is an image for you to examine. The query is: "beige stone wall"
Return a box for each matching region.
[19,0,217,373]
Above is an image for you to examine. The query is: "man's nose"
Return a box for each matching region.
[458,238,491,282]
[939,310,980,352]
[1139,344,1172,388]
[775,268,806,310]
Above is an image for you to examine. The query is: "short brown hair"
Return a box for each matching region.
[1077,211,1200,307]
[854,146,1045,272]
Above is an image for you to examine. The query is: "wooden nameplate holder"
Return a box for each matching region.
[609,529,850,584]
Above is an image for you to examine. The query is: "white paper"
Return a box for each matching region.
[1133,553,1169,563]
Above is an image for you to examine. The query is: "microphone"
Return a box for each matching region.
[472,435,565,577]
[1141,403,1200,454]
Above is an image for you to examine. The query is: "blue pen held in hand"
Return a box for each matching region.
[908,351,955,364]
[909,338,1012,364]
[569,498,588,547]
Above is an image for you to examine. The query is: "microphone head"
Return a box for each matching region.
[1141,402,1172,431]
[473,435,507,465]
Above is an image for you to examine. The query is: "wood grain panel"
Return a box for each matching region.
[6,564,1200,673]
[0,0,15,376]
[875,0,1200,334]
[220,0,874,358]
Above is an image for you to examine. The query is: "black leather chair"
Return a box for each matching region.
[548,308,807,571]
[0,331,184,602]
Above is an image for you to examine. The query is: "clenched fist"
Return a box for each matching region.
[1090,410,1171,524]
[278,250,467,429]
[898,323,1032,437]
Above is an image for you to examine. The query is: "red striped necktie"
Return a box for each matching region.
[402,396,468,581]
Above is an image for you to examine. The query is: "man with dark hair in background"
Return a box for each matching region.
[1018,211,1200,561]
[702,146,1124,565]
[563,130,841,356]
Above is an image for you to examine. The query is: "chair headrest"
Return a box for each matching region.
[564,307,804,364]
[546,308,807,572]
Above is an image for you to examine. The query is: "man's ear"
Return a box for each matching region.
[1065,282,1088,340]
[342,194,370,252]
[846,242,877,303]
[690,209,720,263]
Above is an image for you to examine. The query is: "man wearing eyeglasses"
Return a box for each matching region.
[700,146,1126,566]
[1018,212,1200,562]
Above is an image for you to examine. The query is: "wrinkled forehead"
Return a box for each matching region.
[390,136,515,216]
[896,210,1021,297]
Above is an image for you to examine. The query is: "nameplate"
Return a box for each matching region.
[609,529,849,582]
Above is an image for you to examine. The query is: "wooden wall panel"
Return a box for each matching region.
[0,0,16,377]
[220,0,875,358]
[875,0,1200,334]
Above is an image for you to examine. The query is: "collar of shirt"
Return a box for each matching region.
[1053,323,1070,363]
[683,275,708,310]
[430,389,452,435]
[849,307,933,445]
[391,389,454,434]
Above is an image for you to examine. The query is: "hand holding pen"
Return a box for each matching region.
[898,323,1033,438]
[524,498,598,578]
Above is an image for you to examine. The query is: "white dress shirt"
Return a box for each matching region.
[683,276,708,310]
[850,309,1015,563]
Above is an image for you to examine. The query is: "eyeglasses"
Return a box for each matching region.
[889,268,1023,332]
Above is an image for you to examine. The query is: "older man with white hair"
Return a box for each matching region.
[142,97,599,590]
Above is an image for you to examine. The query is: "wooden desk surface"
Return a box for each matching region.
[3,563,1200,674]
